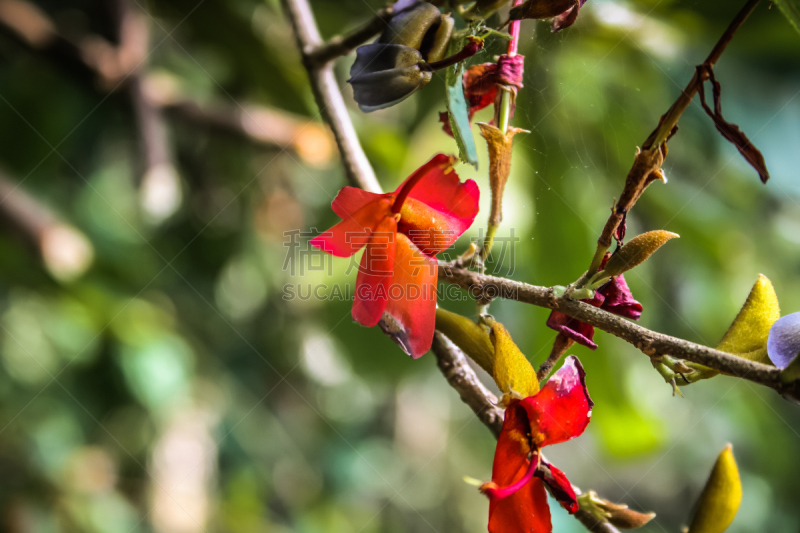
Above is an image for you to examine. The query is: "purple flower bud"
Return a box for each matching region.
[767,312,800,369]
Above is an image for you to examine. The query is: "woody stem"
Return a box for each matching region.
[585,0,761,278]
[538,334,575,381]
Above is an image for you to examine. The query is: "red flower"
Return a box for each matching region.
[310,154,480,357]
[546,256,642,349]
[481,356,593,533]
[440,54,525,136]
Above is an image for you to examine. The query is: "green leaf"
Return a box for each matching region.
[774,0,800,36]
[445,33,479,168]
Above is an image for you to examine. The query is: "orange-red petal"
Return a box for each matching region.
[488,476,551,533]
[310,197,393,257]
[382,233,438,358]
[332,186,386,219]
[487,404,552,533]
[521,356,593,448]
[352,215,397,327]
[396,155,479,255]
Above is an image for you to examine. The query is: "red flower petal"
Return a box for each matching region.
[546,310,597,350]
[310,197,393,257]
[396,155,480,255]
[331,186,385,219]
[521,356,593,448]
[599,275,642,320]
[488,477,551,533]
[536,459,579,514]
[352,215,398,327]
[486,402,552,533]
[381,233,438,357]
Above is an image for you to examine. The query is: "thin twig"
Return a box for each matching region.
[0,0,332,161]
[0,170,94,280]
[537,333,574,381]
[643,0,761,150]
[157,96,335,163]
[281,0,381,193]
[432,332,505,437]
[439,264,799,401]
[305,6,393,67]
[593,0,761,253]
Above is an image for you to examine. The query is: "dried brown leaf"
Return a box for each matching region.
[697,66,769,184]
[478,123,526,227]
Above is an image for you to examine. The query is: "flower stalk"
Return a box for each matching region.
[479,1,523,265]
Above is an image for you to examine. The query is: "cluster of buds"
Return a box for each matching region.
[349,1,484,111]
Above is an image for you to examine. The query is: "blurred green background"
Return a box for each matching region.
[0,0,799,531]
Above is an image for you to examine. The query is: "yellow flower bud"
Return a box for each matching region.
[716,274,780,358]
[687,444,742,533]
[488,319,539,400]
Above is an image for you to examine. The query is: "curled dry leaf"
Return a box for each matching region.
[697,66,769,184]
[599,230,679,279]
[478,123,527,227]
[687,444,742,533]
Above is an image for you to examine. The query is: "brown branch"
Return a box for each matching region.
[593,0,761,255]
[154,93,335,165]
[438,264,799,401]
[280,0,381,193]
[0,170,94,281]
[432,332,505,437]
[537,333,574,380]
[305,6,394,67]
[0,0,333,164]
[643,0,761,150]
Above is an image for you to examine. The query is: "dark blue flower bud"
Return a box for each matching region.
[347,1,455,111]
[349,43,431,112]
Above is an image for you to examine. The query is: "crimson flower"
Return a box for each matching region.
[440,54,525,136]
[310,154,479,357]
[481,356,593,533]
[546,257,642,349]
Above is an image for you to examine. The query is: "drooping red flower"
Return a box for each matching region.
[440,54,525,136]
[310,154,480,358]
[481,356,593,533]
[546,255,642,349]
